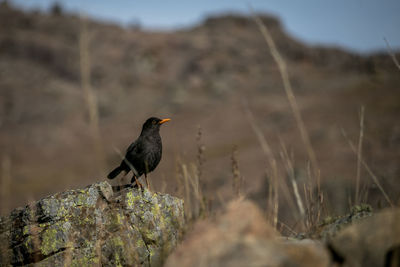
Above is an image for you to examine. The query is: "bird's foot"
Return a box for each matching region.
[133,180,145,192]
[144,175,151,192]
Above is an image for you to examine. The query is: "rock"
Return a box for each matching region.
[328,208,400,267]
[307,204,373,241]
[280,238,331,267]
[165,198,330,267]
[0,181,185,266]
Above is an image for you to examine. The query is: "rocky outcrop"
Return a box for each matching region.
[165,199,330,267]
[0,181,185,266]
[307,204,373,241]
[166,198,400,267]
[328,208,400,267]
[2,180,399,267]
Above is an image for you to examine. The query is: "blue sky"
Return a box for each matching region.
[11,0,400,54]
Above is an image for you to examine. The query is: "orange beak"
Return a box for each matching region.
[159,118,171,124]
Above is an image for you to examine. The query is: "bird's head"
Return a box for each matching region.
[141,117,171,134]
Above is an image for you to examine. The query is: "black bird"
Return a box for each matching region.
[107,117,170,189]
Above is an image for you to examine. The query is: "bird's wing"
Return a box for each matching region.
[121,139,143,176]
[126,138,143,154]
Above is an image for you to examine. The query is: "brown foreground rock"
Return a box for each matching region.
[328,208,400,267]
[0,181,185,266]
[165,199,330,267]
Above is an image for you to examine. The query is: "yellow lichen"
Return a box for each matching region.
[40,228,58,255]
[23,225,30,236]
[24,236,33,253]
[126,191,141,209]
[136,236,145,248]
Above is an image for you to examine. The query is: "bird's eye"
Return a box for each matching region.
[152,120,156,125]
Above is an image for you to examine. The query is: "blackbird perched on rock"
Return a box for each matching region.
[107,117,170,189]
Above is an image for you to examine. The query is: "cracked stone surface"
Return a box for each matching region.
[0,181,185,266]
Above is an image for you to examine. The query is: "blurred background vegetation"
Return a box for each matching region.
[0,1,399,233]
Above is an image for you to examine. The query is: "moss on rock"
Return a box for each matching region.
[0,181,185,266]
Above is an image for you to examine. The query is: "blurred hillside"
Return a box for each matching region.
[0,3,399,218]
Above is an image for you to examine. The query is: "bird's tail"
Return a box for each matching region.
[107,166,122,179]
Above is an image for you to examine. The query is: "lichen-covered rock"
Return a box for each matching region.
[0,181,185,266]
[305,204,373,241]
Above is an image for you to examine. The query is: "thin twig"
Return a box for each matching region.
[355,106,364,205]
[113,147,139,177]
[280,141,305,219]
[242,100,275,163]
[341,128,393,207]
[242,101,279,227]
[181,163,192,220]
[278,221,298,236]
[384,37,400,71]
[112,146,142,189]
[231,145,243,198]
[249,6,319,180]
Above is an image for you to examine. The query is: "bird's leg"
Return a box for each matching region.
[144,161,151,191]
[131,175,143,190]
[144,173,151,191]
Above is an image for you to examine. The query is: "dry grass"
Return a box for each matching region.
[242,100,280,227]
[175,127,209,223]
[384,37,400,71]
[247,8,325,231]
[1,6,399,266]
[231,145,243,198]
[250,7,319,181]
[2,5,398,220]
[279,140,305,221]
[2,1,398,246]
[177,161,207,222]
[355,106,365,205]
[341,128,394,207]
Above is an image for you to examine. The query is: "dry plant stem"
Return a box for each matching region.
[279,141,305,219]
[196,126,205,180]
[113,147,143,189]
[80,15,105,174]
[250,8,319,180]
[302,161,323,230]
[181,164,192,219]
[278,221,298,236]
[355,106,365,205]
[189,164,201,201]
[384,37,400,71]
[278,141,306,230]
[271,162,279,228]
[243,101,275,164]
[193,128,207,217]
[231,145,243,197]
[341,129,394,207]
[189,163,206,218]
[243,102,279,227]
[174,158,185,196]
